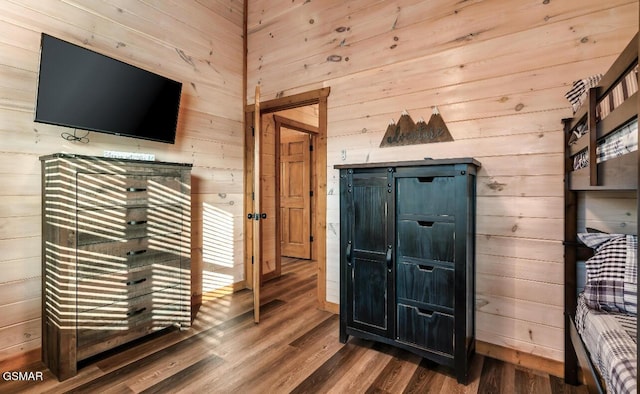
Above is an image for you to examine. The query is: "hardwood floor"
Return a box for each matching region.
[2,258,587,393]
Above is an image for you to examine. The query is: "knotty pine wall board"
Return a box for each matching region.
[0,299,40,330]
[577,191,638,234]
[0,257,40,285]
[0,319,40,356]
[477,311,563,350]
[0,276,40,306]
[178,108,244,145]
[475,216,563,241]
[476,196,564,218]
[476,254,563,285]
[195,0,244,28]
[477,274,563,308]
[477,318,563,358]
[477,294,563,330]
[475,236,562,263]
[478,154,562,177]
[0,217,40,240]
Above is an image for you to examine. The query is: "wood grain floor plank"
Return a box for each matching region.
[139,353,225,394]
[402,358,443,394]
[172,291,332,392]
[327,342,399,393]
[497,356,516,394]
[365,346,422,394]
[515,366,553,394]
[477,355,503,394]
[289,314,339,348]
[437,354,486,394]
[289,338,375,393]
[230,316,343,393]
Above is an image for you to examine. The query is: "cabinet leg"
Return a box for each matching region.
[455,365,469,385]
[339,330,349,343]
[339,321,348,344]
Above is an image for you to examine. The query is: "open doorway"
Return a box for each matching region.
[244,88,332,314]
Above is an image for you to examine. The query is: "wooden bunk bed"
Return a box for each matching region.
[564,33,638,394]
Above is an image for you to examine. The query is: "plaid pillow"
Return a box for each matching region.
[578,233,637,315]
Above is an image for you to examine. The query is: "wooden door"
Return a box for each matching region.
[259,114,279,281]
[280,129,311,259]
[342,168,394,339]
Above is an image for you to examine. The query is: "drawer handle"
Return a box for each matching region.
[126,307,147,317]
[127,220,148,226]
[415,307,434,318]
[417,221,434,227]
[417,177,434,183]
[417,265,434,272]
[125,277,147,286]
[127,249,147,256]
[126,187,147,192]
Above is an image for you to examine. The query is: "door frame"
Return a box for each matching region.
[244,87,332,312]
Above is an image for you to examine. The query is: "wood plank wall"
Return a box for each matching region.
[0,0,244,365]
[246,0,639,363]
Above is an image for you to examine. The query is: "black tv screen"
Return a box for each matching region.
[35,34,182,144]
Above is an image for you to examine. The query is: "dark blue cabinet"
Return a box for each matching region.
[336,158,479,385]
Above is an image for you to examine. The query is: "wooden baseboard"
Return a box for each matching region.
[322,301,339,314]
[0,348,40,371]
[476,340,564,378]
[197,280,247,303]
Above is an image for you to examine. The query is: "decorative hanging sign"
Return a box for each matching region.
[379,107,454,148]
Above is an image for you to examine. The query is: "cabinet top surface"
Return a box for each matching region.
[39,153,193,168]
[334,157,481,169]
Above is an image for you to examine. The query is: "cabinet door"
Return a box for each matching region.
[343,169,394,338]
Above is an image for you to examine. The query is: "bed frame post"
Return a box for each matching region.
[563,118,580,385]
[587,88,598,186]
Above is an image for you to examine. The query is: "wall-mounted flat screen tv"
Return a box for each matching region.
[35,33,182,144]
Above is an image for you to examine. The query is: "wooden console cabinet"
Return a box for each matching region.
[335,158,479,384]
[40,154,192,380]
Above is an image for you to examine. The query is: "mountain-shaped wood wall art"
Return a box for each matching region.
[379,107,454,148]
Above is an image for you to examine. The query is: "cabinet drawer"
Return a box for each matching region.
[397,220,454,263]
[77,205,183,245]
[397,261,453,309]
[76,263,183,312]
[77,237,182,278]
[396,304,454,355]
[396,176,455,216]
[77,290,188,358]
[76,173,183,208]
